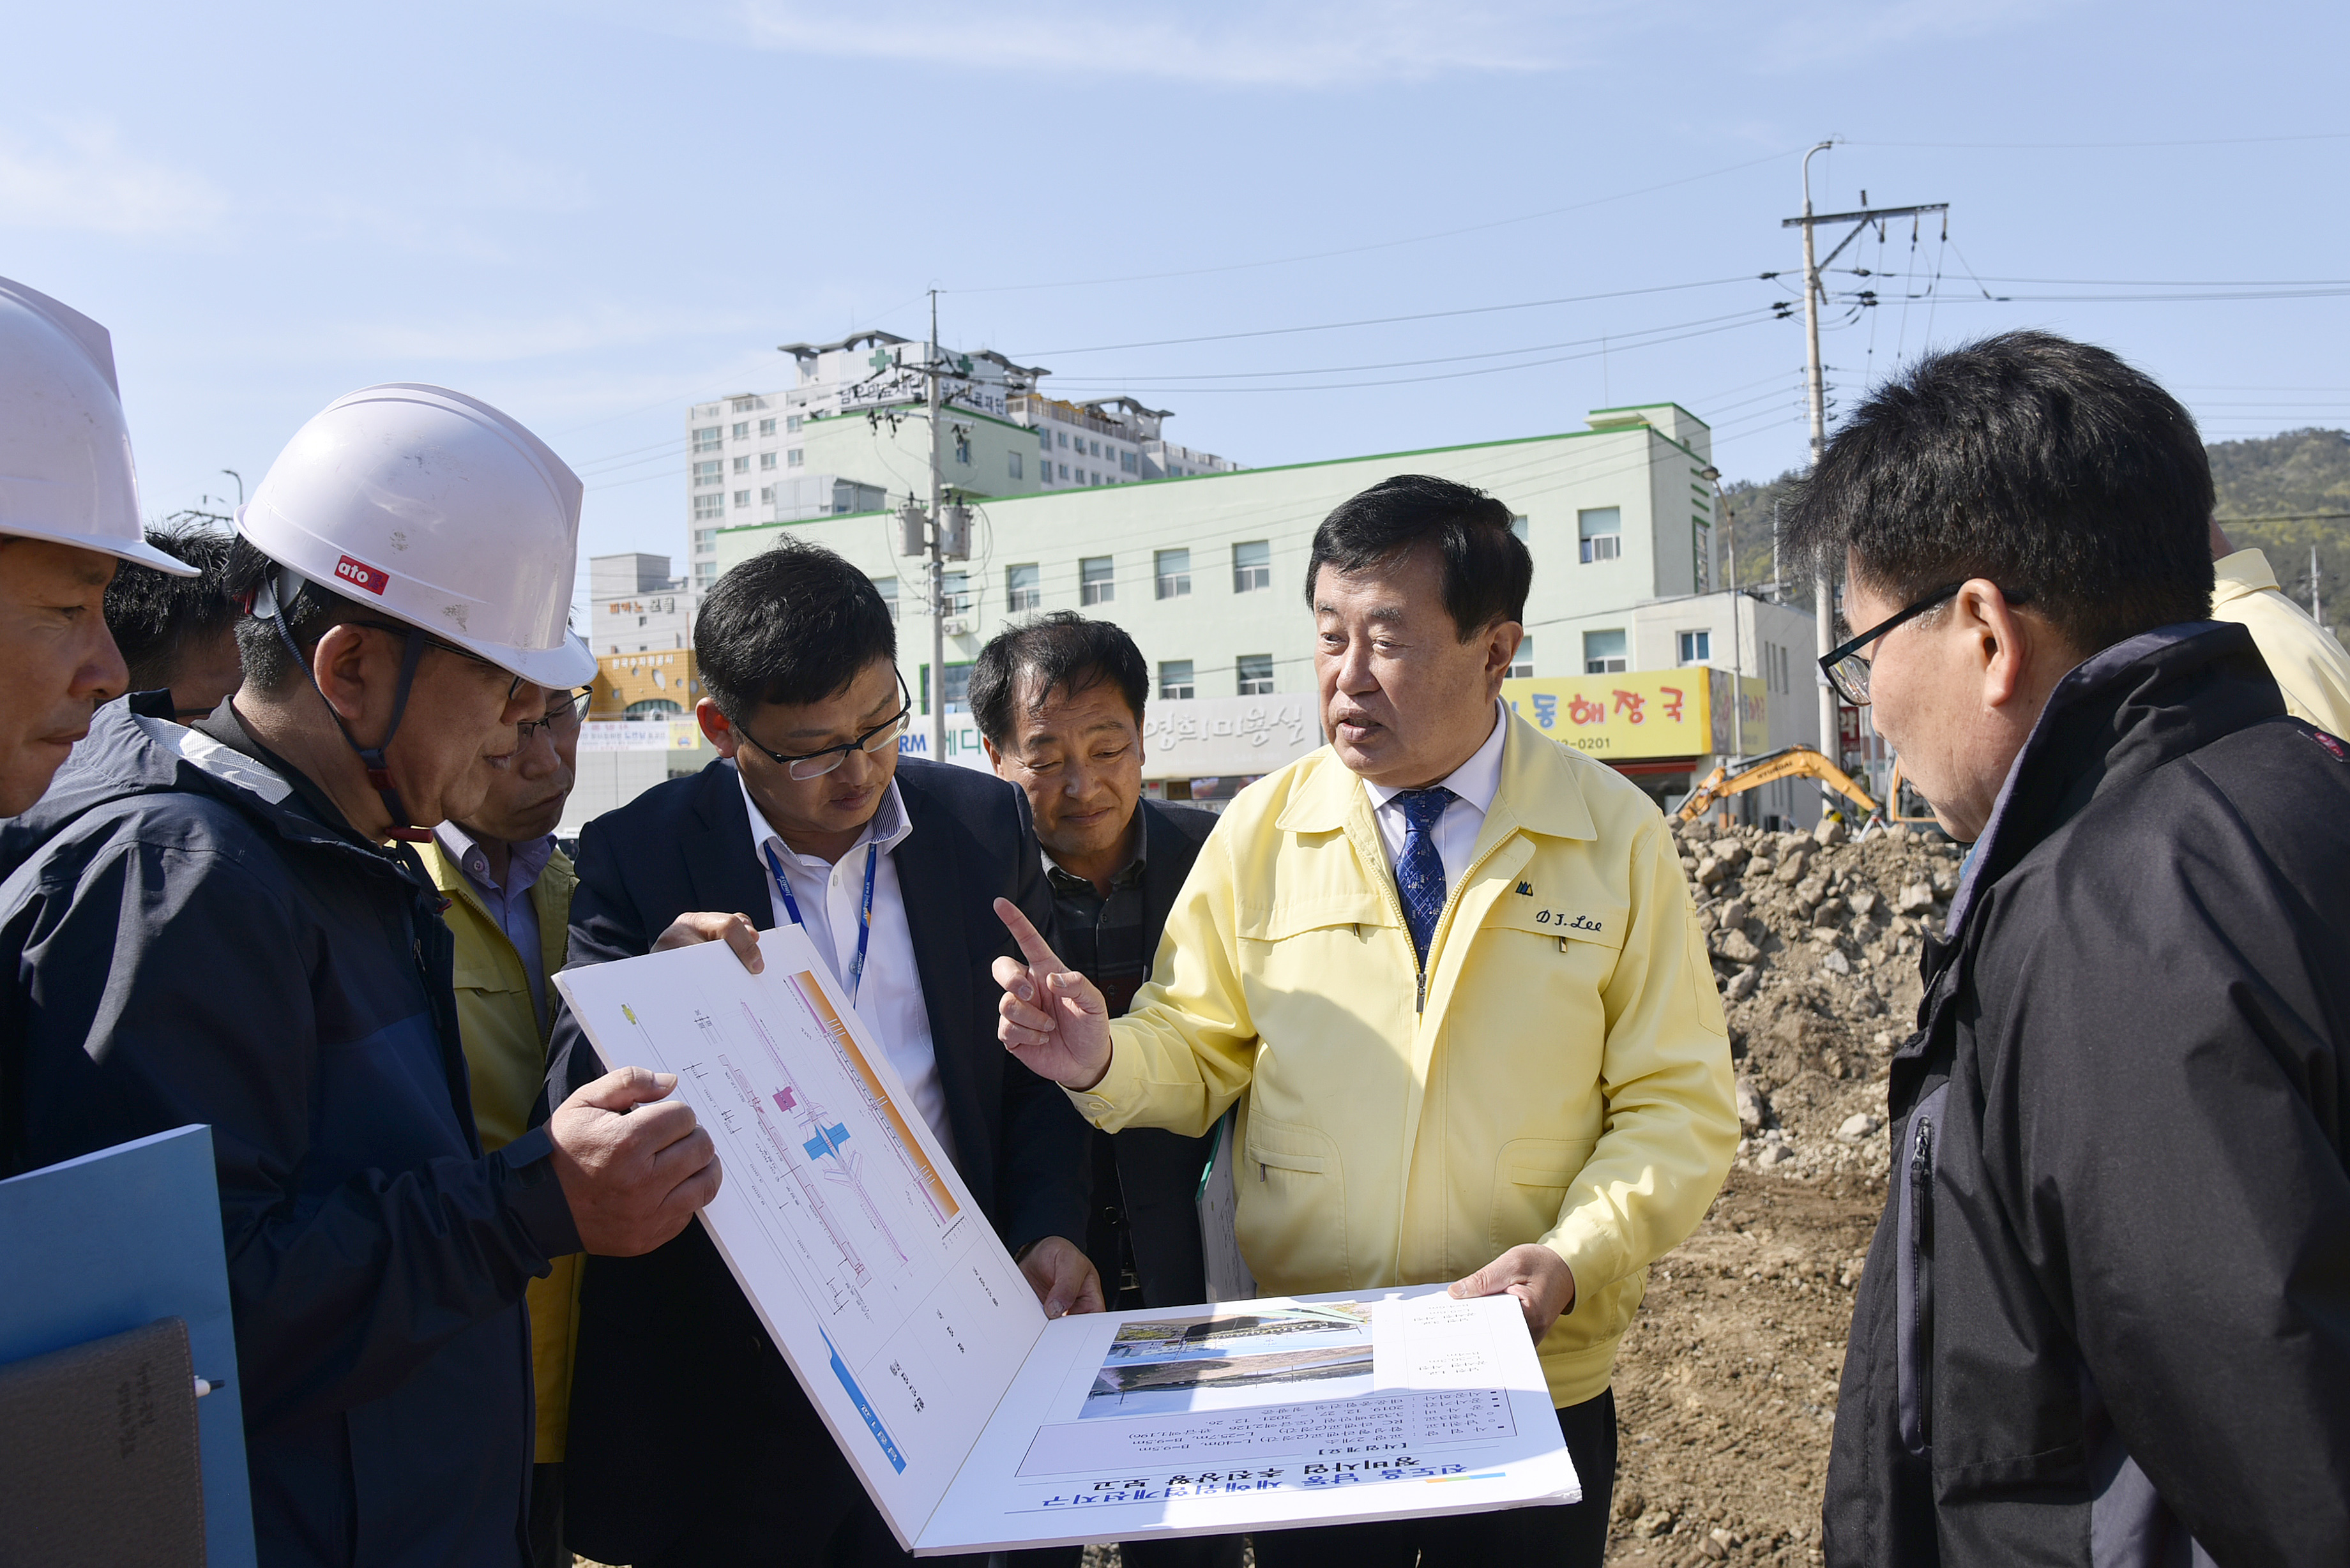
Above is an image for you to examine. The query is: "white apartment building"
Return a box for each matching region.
[685,331,1235,594]
[712,402,1831,825]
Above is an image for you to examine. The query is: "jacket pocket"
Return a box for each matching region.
[1238,1110,1347,1289]
[1490,1136,1598,1253]
[1896,1082,1948,1458]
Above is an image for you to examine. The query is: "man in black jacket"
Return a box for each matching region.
[1,385,719,1567]
[555,540,1096,1568]
[1789,331,2350,1565]
[972,612,1222,1316]
[973,612,1232,1568]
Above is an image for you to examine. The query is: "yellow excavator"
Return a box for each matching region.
[1677,746,1940,827]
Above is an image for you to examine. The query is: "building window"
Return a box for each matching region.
[1508,635,1535,679]
[1079,555,1114,606]
[695,561,717,587]
[874,577,899,622]
[787,448,804,468]
[1232,540,1271,594]
[1121,450,1137,474]
[1155,547,1191,599]
[1579,507,1623,564]
[1584,629,1628,675]
[692,426,722,454]
[732,455,749,474]
[626,698,685,718]
[954,433,971,465]
[758,486,773,505]
[693,460,722,488]
[1509,514,1528,541]
[759,451,777,471]
[1088,439,1100,458]
[693,493,723,521]
[1236,653,1274,697]
[1057,431,1068,448]
[1006,563,1040,614]
[732,490,750,508]
[1008,451,1023,480]
[759,417,777,437]
[1159,660,1195,701]
[694,528,716,548]
[728,421,747,441]
[1678,629,1711,665]
[787,414,803,433]
[1058,462,1070,481]
[920,661,974,715]
[730,396,759,414]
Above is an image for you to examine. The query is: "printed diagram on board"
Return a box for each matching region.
[621,971,964,1325]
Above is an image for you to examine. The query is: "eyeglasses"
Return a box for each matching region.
[1818,582,2030,705]
[518,688,592,743]
[736,675,914,780]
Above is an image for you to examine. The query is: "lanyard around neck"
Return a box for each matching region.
[762,839,879,1007]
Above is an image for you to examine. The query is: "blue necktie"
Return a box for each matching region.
[1394,787,1455,967]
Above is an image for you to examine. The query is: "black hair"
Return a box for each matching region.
[103,522,240,692]
[1783,330,2215,653]
[1304,473,1532,639]
[696,536,898,716]
[969,611,1148,747]
[221,537,372,692]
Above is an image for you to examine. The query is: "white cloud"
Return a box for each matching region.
[603,0,1598,86]
[1743,0,2074,71]
[0,122,228,237]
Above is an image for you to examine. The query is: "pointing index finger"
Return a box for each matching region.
[993,896,1062,973]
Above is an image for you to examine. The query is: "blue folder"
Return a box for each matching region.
[0,1124,255,1565]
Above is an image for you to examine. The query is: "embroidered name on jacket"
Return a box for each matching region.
[1533,910,1604,931]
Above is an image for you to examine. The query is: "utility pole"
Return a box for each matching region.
[927,289,947,764]
[1784,143,1946,773]
[1702,465,1745,764]
[2314,543,2324,623]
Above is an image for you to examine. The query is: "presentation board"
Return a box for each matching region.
[556,933,1576,1554]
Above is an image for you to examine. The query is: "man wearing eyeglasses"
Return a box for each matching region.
[421,680,593,1568]
[553,538,1095,1568]
[1793,333,2350,1567]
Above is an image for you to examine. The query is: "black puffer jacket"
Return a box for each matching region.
[1825,621,2350,1567]
[0,699,580,1567]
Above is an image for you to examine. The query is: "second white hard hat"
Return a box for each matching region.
[238,383,596,688]
[0,276,197,577]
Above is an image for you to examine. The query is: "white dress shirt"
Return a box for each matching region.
[738,769,955,1160]
[1362,698,1508,892]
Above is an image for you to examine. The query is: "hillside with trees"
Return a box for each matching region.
[1718,428,2350,645]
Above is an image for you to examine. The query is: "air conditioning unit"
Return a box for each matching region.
[941,615,971,637]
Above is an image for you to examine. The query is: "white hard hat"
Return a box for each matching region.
[0,276,196,577]
[238,383,596,687]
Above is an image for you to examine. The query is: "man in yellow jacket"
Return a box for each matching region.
[994,474,1737,1568]
[2208,520,2350,736]
[420,674,592,1568]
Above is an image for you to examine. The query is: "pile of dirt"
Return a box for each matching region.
[1591,814,1960,1563]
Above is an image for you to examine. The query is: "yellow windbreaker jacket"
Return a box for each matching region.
[1072,712,1736,1406]
[421,840,584,1465]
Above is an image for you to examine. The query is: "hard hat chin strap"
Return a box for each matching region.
[261,571,436,844]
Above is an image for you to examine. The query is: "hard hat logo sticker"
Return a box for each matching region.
[335,554,391,595]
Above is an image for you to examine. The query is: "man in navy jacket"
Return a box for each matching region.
[554,539,1095,1567]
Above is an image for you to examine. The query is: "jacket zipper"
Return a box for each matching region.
[1897,1089,1943,1457]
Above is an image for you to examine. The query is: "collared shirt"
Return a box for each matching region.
[737,769,953,1159]
[1043,815,1151,1016]
[1361,698,1509,891]
[434,820,557,1032]
[2211,547,2350,736]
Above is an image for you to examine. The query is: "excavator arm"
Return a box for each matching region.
[1676,745,1881,822]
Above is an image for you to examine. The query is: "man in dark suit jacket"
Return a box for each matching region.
[552,541,1096,1568]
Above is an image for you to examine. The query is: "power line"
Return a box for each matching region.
[1851,132,2350,150]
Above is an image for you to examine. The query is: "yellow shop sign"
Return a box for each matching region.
[1502,668,1764,760]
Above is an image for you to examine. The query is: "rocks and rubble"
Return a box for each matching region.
[1670,814,1964,1186]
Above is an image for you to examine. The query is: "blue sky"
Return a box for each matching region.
[7,0,2346,602]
